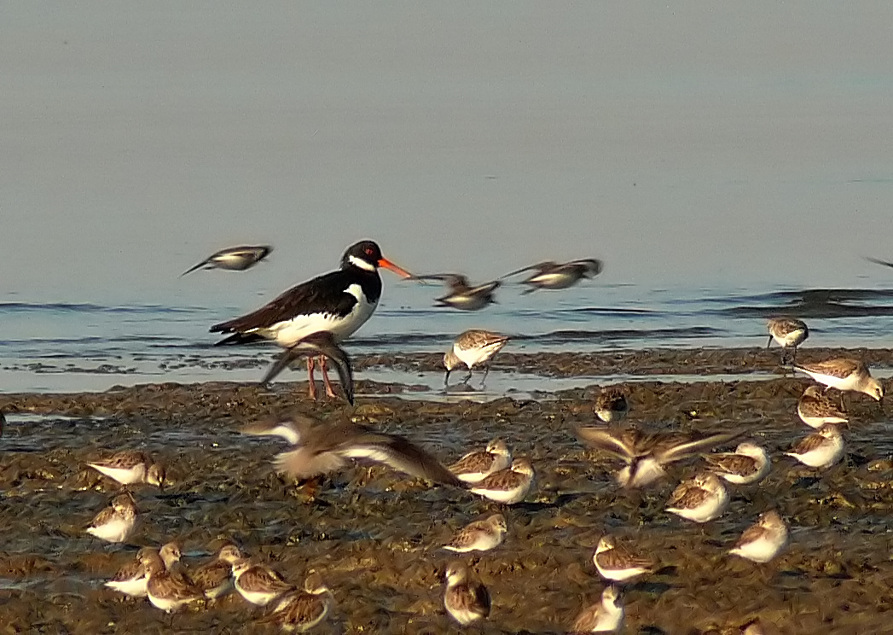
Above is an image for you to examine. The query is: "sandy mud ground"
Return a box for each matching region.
[1,348,893,634]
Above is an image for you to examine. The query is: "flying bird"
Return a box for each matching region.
[411,273,500,310]
[260,332,355,405]
[243,413,462,487]
[211,240,411,401]
[181,245,272,276]
[577,426,742,488]
[503,258,603,293]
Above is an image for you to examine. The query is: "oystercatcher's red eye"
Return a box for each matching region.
[365,248,373,255]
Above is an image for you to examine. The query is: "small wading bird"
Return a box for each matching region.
[443,329,509,387]
[502,258,603,293]
[729,510,788,564]
[210,240,411,401]
[571,585,624,634]
[191,544,243,600]
[243,412,463,487]
[785,424,845,470]
[592,535,655,583]
[86,492,139,544]
[260,332,355,406]
[576,426,742,489]
[797,385,848,428]
[468,457,535,504]
[142,543,204,614]
[259,572,334,632]
[443,561,490,627]
[411,273,500,310]
[87,450,166,489]
[766,317,809,364]
[701,442,771,486]
[792,358,884,403]
[442,513,508,553]
[665,472,729,523]
[594,386,630,423]
[448,438,512,484]
[231,557,294,606]
[181,245,273,276]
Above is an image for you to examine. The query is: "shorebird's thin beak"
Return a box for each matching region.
[766,335,772,349]
[378,257,413,279]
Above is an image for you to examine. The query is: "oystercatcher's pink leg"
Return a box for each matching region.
[306,356,318,400]
[320,356,338,399]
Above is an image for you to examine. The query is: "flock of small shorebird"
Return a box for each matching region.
[59,243,889,632]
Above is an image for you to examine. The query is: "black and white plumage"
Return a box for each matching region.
[243,413,463,487]
[411,273,500,311]
[181,245,273,276]
[211,240,411,400]
[260,332,355,406]
[503,258,603,293]
[577,426,742,489]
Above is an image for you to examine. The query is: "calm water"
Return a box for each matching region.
[2,280,893,393]
[3,5,893,392]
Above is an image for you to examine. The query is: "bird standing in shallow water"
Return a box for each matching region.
[443,329,509,386]
[210,240,411,401]
[260,332,355,405]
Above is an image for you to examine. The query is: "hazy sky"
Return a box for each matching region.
[2,3,893,306]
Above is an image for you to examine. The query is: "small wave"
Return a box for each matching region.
[0,302,200,315]
[707,288,893,319]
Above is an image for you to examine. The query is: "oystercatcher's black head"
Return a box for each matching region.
[341,240,413,278]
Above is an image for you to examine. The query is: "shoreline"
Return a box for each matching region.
[0,347,891,633]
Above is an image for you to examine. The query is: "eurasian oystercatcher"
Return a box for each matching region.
[210,240,411,400]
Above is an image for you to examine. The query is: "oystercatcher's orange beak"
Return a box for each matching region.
[378,257,413,279]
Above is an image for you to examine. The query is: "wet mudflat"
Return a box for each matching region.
[1,348,893,634]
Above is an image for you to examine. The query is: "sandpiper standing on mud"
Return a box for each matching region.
[444,329,509,386]
[766,317,809,364]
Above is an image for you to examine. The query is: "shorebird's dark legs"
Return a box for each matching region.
[480,365,491,386]
[462,368,473,385]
